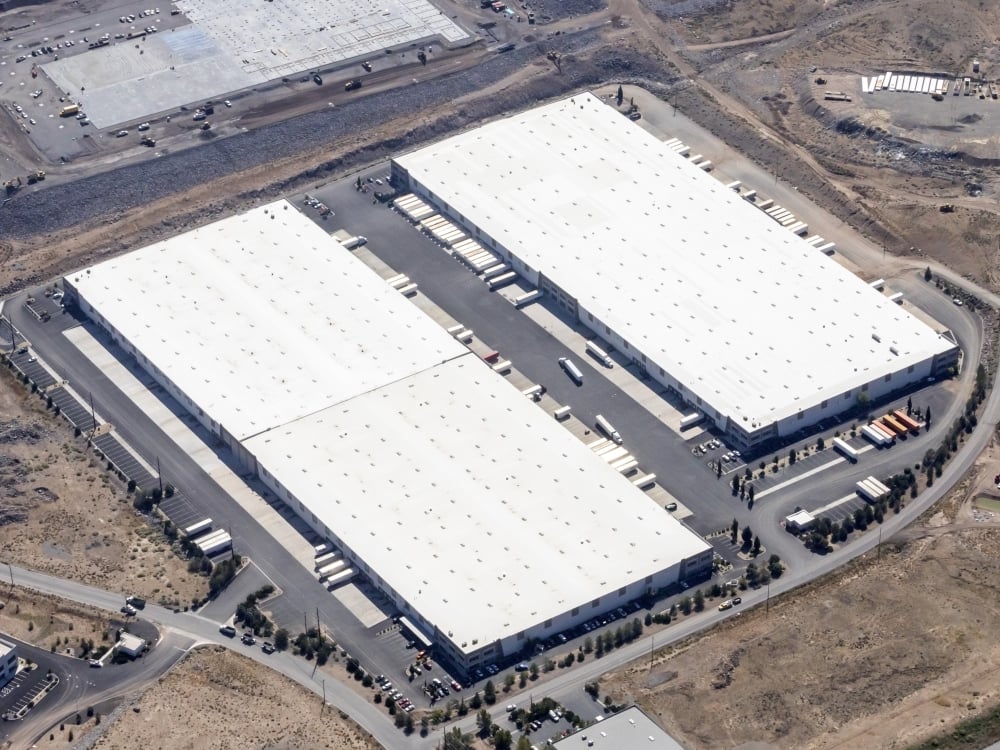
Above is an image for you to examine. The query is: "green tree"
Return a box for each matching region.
[741,526,753,546]
[483,680,496,705]
[616,85,624,106]
[443,727,475,750]
[788,448,796,465]
[924,265,932,282]
[495,729,513,750]
[274,628,289,651]
[747,485,755,503]
[730,518,739,543]
[529,662,539,680]
[731,474,740,494]
[477,708,492,735]
[925,405,932,428]
[817,436,825,450]
[517,735,534,750]
[693,589,705,611]
[752,535,761,556]
[504,672,515,692]
[716,459,722,479]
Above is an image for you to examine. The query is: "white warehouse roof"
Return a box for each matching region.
[66,202,468,440]
[245,356,710,652]
[551,706,685,750]
[394,92,955,430]
[66,201,709,657]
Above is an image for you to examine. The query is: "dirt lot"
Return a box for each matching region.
[601,450,1000,749]
[667,0,1000,284]
[0,589,119,659]
[76,647,379,750]
[0,367,206,610]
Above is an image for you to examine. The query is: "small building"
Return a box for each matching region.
[117,632,146,659]
[0,636,19,688]
[785,509,817,532]
[551,706,686,750]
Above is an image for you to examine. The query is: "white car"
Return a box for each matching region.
[116,129,128,137]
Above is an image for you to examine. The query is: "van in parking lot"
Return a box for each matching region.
[558,357,583,385]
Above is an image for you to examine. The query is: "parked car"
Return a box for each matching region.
[219,625,237,638]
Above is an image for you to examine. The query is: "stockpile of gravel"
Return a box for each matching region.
[2,26,659,241]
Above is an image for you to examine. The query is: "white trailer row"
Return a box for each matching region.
[183,518,213,538]
[831,437,859,462]
[861,423,894,447]
[631,473,656,489]
[514,289,543,307]
[318,559,348,580]
[863,73,948,95]
[314,551,343,570]
[195,529,232,556]
[488,271,518,291]
[856,476,891,502]
[394,194,436,222]
[679,411,704,430]
[325,568,356,588]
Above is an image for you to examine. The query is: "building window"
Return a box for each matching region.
[544,619,552,628]
[821,399,828,408]
[844,391,851,400]
[619,586,627,596]
[592,598,600,608]
[623,341,630,350]
[884,373,891,382]
[571,607,579,616]
[797,411,804,420]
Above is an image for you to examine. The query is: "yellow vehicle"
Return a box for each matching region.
[59,103,80,117]
[718,600,733,611]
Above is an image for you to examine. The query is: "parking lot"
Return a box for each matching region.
[0,650,60,725]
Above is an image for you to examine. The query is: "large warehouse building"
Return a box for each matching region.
[63,201,712,672]
[391,92,960,449]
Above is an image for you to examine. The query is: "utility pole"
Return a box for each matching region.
[7,563,13,587]
[321,679,326,714]
[877,526,882,562]
[648,634,654,671]
[156,456,163,496]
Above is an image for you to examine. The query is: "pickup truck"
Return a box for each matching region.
[125,595,146,609]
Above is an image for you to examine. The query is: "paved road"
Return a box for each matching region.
[2,565,404,750]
